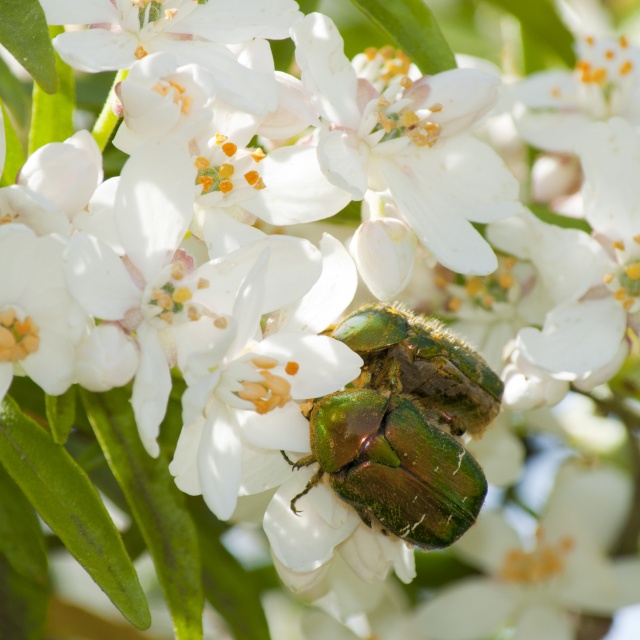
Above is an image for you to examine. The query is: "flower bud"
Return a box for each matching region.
[351,218,416,300]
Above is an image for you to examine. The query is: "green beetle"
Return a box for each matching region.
[286,303,502,550]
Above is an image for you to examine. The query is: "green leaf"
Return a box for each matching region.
[483,0,575,68]
[81,388,204,640]
[0,56,30,129]
[45,387,77,445]
[529,203,592,233]
[0,396,151,629]
[0,0,57,94]
[190,502,274,640]
[0,462,49,639]
[28,27,75,155]
[0,102,26,187]
[349,0,456,74]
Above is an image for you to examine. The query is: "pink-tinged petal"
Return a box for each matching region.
[415,577,519,640]
[454,510,523,574]
[159,39,278,115]
[514,605,573,640]
[169,417,204,495]
[237,402,311,451]
[198,402,242,520]
[173,0,301,42]
[52,30,139,72]
[243,145,352,225]
[264,468,360,572]
[317,128,369,199]
[269,234,357,335]
[0,364,12,404]
[254,333,363,398]
[514,110,592,154]
[22,330,75,396]
[578,118,640,240]
[201,236,322,314]
[291,13,361,129]
[131,324,171,457]
[516,298,627,379]
[64,233,141,320]
[39,0,117,25]
[115,140,194,281]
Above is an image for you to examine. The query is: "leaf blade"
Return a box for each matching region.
[45,387,77,445]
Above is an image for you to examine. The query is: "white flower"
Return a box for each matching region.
[512,34,640,153]
[415,461,640,640]
[40,0,301,113]
[291,13,520,275]
[0,225,84,403]
[17,130,103,219]
[112,52,216,154]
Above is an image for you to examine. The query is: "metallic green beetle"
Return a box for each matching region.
[287,303,503,550]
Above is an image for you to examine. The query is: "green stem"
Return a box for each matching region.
[91,69,128,152]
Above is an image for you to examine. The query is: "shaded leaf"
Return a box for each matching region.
[0,396,150,629]
[349,0,456,74]
[81,388,204,640]
[0,56,30,129]
[0,102,26,186]
[0,0,57,93]
[28,27,74,154]
[46,386,76,445]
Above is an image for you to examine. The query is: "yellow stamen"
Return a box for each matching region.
[620,60,633,76]
[586,36,595,46]
[285,361,300,375]
[624,298,635,311]
[197,278,209,289]
[364,47,378,61]
[221,142,237,157]
[213,317,228,329]
[171,262,186,280]
[498,272,515,289]
[447,297,462,313]
[605,49,615,60]
[198,176,214,192]
[218,163,235,179]
[194,156,210,169]
[614,288,628,301]
[613,240,626,250]
[219,180,233,194]
[173,287,192,303]
[134,45,148,60]
[252,177,266,190]
[251,148,266,163]
[625,263,640,280]
[251,355,278,369]
[244,170,259,186]
[465,277,484,296]
[215,133,228,145]
[603,273,615,284]
[620,35,629,48]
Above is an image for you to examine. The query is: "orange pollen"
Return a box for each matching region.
[500,535,574,584]
[221,142,237,157]
[625,263,640,280]
[0,311,41,363]
[620,35,629,48]
[364,47,378,61]
[613,240,626,250]
[251,148,266,162]
[194,156,210,169]
[614,288,628,301]
[215,133,228,145]
[591,67,607,84]
[198,176,214,192]
[586,36,595,46]
[237,370,292,414]
[134,45,148,60]
[620,60,633,76]
[285,361,300,375]
[498,272,515,289]
[244,170,260,186]
[218,163,234,179]
[465,277,485,296]
[605,49,615,60]
[218,180,233,194]
[187,307,201,321]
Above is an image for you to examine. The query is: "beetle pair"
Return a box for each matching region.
[285,304,503,550]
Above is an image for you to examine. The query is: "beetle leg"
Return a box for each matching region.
[290,468,324,516]
[280,451,316,469]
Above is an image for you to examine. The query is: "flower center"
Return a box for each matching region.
[152,79,193,115]
[0,307,40,363]
[233,355,299,415]
[360,46,412,90]
[195,134,266,197]
[500,531,574,584]
[602,236,640,313]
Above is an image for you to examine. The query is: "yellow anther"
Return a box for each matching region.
[377,111,396,133]
[134,45,148,60]
[219,180,233,194]
[153,82,171,97]
[620,60,633,76]
[605,49,615,60]
[198,175,214,192]
[252,177,266,190]
[614,288,628,301]
[171,262,186,280]
[214,317,228,329]
[215,133,228,145]
[173,287,192,303]
[187,307,201,321]
[498,272,515,289]
[180,95,193,115]
[503,256,517,269]
[221,142,237,157]
[620,35,629,48]
[251,148,266,162]
[165,8,177,19]
[169,80,186,94]
[261,370,291,396]
[482,294,495,309]
[465,277,485,296]
[603,273,615,284]
[429,102,444,113]
[285,361,300,375]
[0,311,40,363]
[159,310,174,324]
[624,298,636,311]
[625,263,640,280]
[218,163,235,179]
[244,170,259,186]
[447,297,462,312]
[400,76,413,89]
[197,278,209,289]
[401,111,420,127]
[0,308,16,326]
[251,355,278,369]
[364,47,378,61]
[592,67,607,84]
[379,46,395,59]
[613,240,626,250]
[194,156,210,169]
[633,235,640,244]
[551,86,561,97]
[586,36,595,46]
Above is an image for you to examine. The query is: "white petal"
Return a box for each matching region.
[514,605,573,640]
[243,145,352,225]
[52,30,139,72]
[64,233,141,320]
[240,445,294,495]
[317,128,369,199]
[516,298,627,379]
[415,578,519,640]
[263,468,360,572]
[198,403,242,520]
[254,332,363,398]
[237,402,311,451]
[291,13,361,129]
[131,324,171,457]
[39,0,117,25]
[510,70,577,109]
[169,417,204,496]
[115,140,194,281]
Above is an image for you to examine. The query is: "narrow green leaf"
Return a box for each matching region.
[190,503,273,640]
[349,0,456,74]
[0,103,26,186]
[45,387,76,445]
[0,396,151,630]
[28,27,75,155]
[0,0,57,94]
[0,462,49,640]
[0,56,30,129]
[484,0,575,68]
[81,388,204,640]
